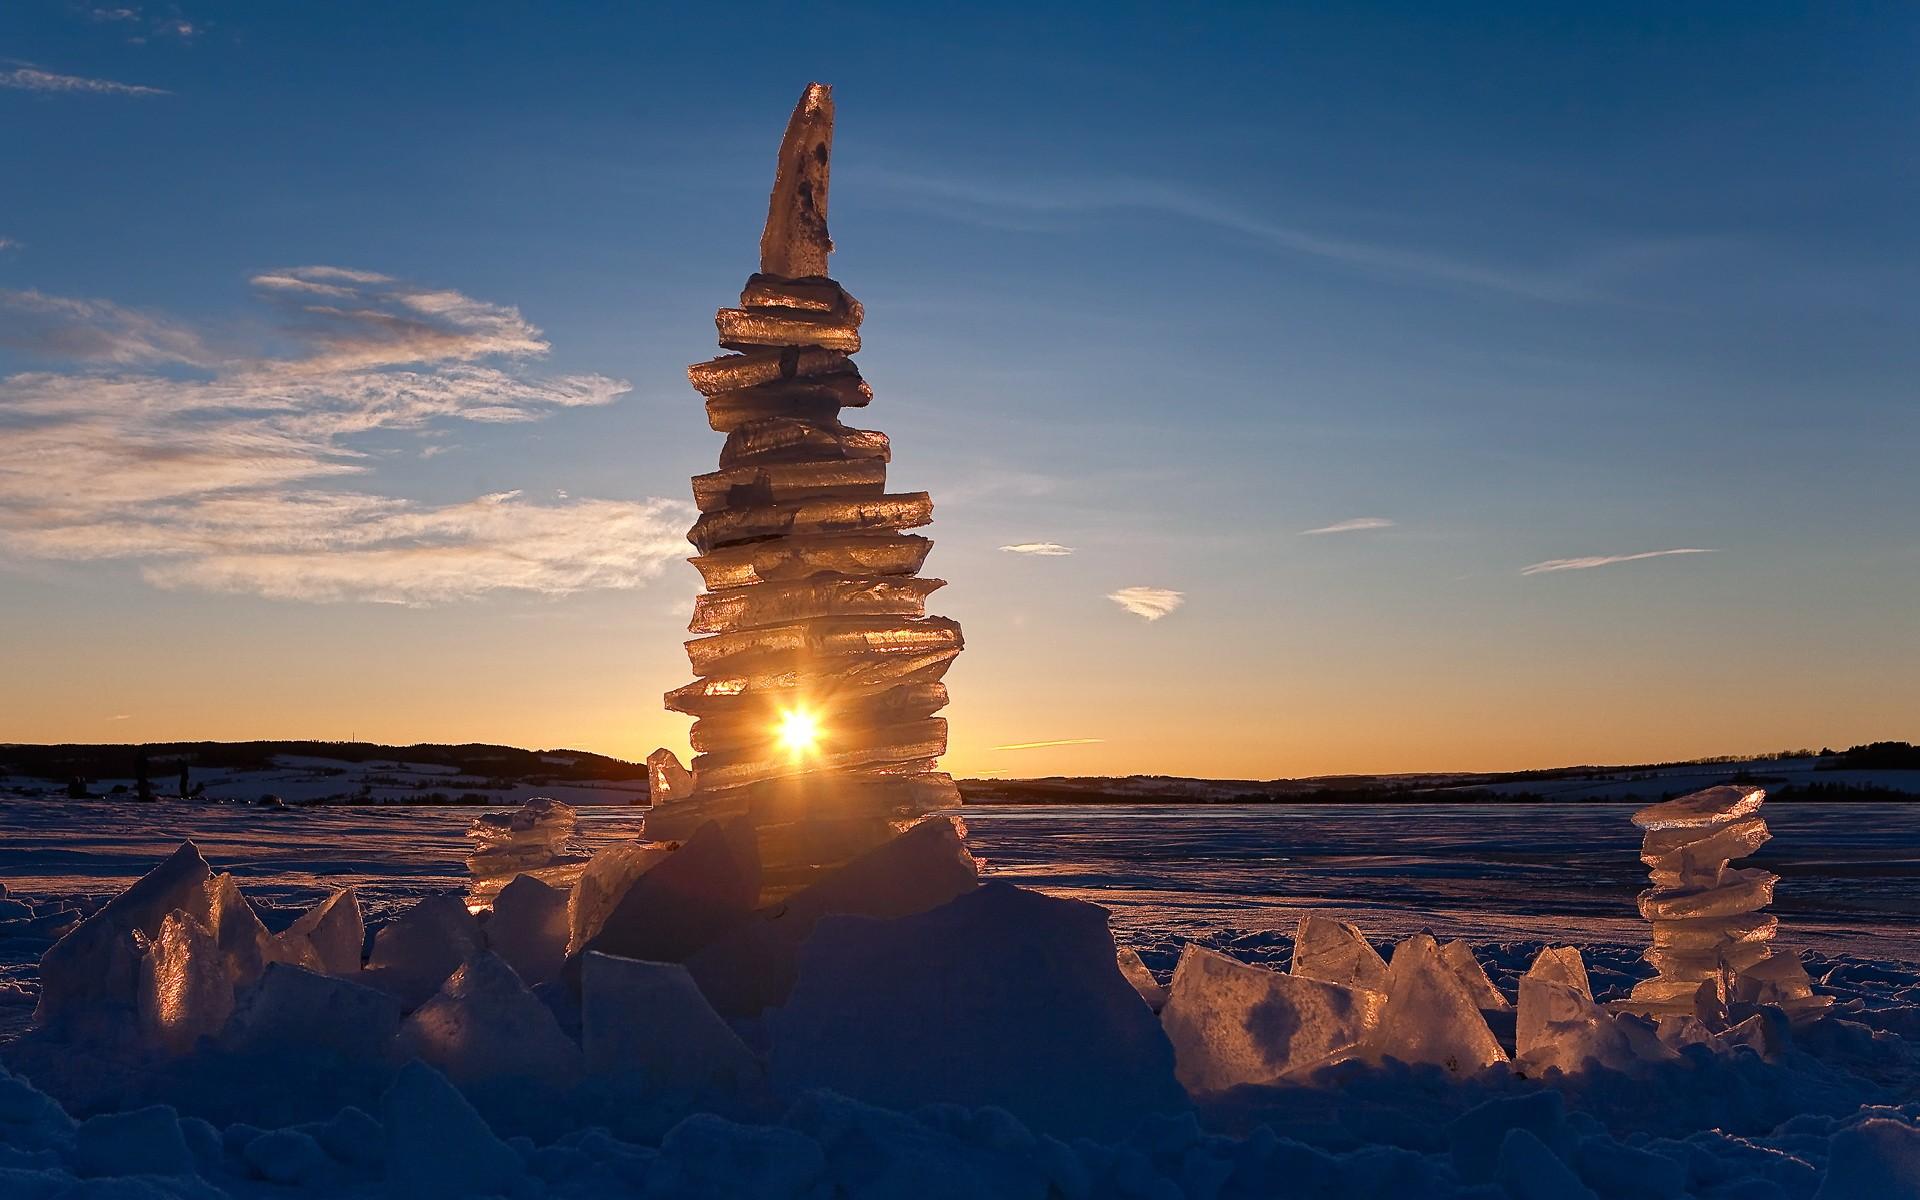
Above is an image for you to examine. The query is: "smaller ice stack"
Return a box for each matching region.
[465,797,588,908]
[1623,784,1827,1022]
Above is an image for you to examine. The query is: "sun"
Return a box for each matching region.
[777,708,820,755]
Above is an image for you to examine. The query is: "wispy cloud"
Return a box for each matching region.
[857,168,1597,303]
[0,66,169,97]
[108,713,132,721]
[0,237,18,252]
[1300,517,1395,536]
[992,738,1106,751]
[1520,548,1717,576]
[1000,542,1074,556]
[0,269,688,604]
[1108,586,1184,621]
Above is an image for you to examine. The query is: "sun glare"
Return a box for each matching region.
[778,708,820,755]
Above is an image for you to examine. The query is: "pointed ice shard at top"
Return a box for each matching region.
[760,83,835,279]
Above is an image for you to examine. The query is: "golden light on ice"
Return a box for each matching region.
[778,708,821,756]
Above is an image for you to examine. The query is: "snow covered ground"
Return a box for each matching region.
[1,799,1917,1197]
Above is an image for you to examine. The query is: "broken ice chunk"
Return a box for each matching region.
[465,797,581,907]
[1650,910,1776,951]
[759,82,834,279]
[1524,946,1591,999]
[35,840,212,1033]
[691,533,932,590]
[741,273,862,321]
[687,492,932,554]
[1439,940,1511,1012]
[1622,974,1728,1023]
[689,717,948,792]
[138,910,233,1055]
[276,887,364,977]
[691,457,886,513]
[222,962,401,1060]
[687,347,850,395]
[720,418,889,468]
[689,682,950,754]
[1644,938,1771,981]
[648,747,694,806]
[364,894,481,1009]
[482,874,569,986]
[1118,948,1168,1011]
[1640,816,1771,882]
[571,820,761,969]
[205,873,274,992]
[567,839,674,955]
[581,952,760,1093]
[1632,785,1766,831]
[1162,944,1384,1091]
[1732,950,1822,1010]
[1289,914,1391,995]
[1637,868,1778,922]
[397,951,582,1089]
[716,307,860,353]
[1363,934,1509,1073]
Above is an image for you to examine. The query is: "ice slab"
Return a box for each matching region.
[705,373,871,433]
[690,576,941,635]
[483,874,569,986]
[759,82,834,278]
[571,820,760,972]
[223,961,401,1060]
[741,273,862,319]
[768,881,1187,1138]
[1525,946,1591,999]
[1642,816,1771,882]
[690,717,947,792]
[382,1060,526,1200]
[720,418,889,468]
[1363,934,1509,1073]
[567,838,674,955]
[1650,911,1776,950]
[687,814,978,1016]
[691,456,886,513]
[277,887,364,977]
[688,492,931,554]
[687,347,849,395]
[398,951,581,1089]
[35,840,211,1033]
[580,952,759,1092]
[1162,943,1385,1092]
[689,682,949,753]
[205,872,273,992]
[686,615,963,678]
[138,910,233,1055]
[1632,784,1766,831]
[666,647,959,719]
[465,796,579,907]
[1638,868,1778,921]
[1515,976,1656,1076]
[1289,914,1391,995]
[364,894,481,1010]
[716,307,860,352]
[691,533,931,590]
[1440,939,1512,1011]
[1118,947,1168,1011]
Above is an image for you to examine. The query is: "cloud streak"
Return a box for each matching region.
[0,269,687,603]
[1108,586,1184,621]
[991,738,1106,751]
[1300,517,1395,536]
[1520,548,1717,576]
[0,66,169,97]
[1000,542,1074,556]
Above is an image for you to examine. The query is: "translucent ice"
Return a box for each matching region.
[687,347,849,395]
[759,82,834,278]
[35,840,211,1033]
[690,682,949,753]
[689,576,942,635]
[205,872,274,992]
[685,615,962,677]
[690,717,947,792]
[666,648,960,719]
[566,838,674,955]
[705,373,871,432]
[1161,944,1385,1091]
[482,874,569,986]
[691,457,886,512]
[137,910,233,1055]
[1440,939,1512,1011]
[740,273,862,320]
[1632,784,1766,831]
[687,491,931,554]
[1637,868,1777,921]
[1525,946,1591,999]
[1118,947,1168,1011]
[571,820,760,970]
[716,307,860,352]
[397,951,581,1089]
[1290,914,1391,994]
[719,418,888,468]
[364,894,481,1010]
[580,952,759,1093]
[690,533,931,590]
[1642,816,1771,887]
[222,961,401,1060]
[465,796,581,908]
[276,887,364,977]
[1363,934,1509,1073]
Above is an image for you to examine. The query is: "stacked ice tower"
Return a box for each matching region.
[1624,784,1827,1022]
[643,83,964,901]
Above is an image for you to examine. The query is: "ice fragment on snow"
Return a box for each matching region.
[1118,947,1168,1011]
[1363,933,1508,1073]
[137,910,232,1055]
[1289,914,1390,995]
[483,873,569,986]
[770,882,1185,1138]
[364,894,480,1009]
[381,1061,525,1200]
[1632,784,1766,830]
[34,840,210,1033]
[397,950,582,1089]
[277,887,364,976]
[1161,943,1385,1092]
[571,820,759,973]
[566,839,674,955]
[1439,939,1511,1011]
[222,962,401,1060]
[580,953,758,1093]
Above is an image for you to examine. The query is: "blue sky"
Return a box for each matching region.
[2,2,1915,775]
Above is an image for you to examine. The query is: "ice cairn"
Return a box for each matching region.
[1621,784,1830,1024]
[463,796,587,908]
[643,82,964,902]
